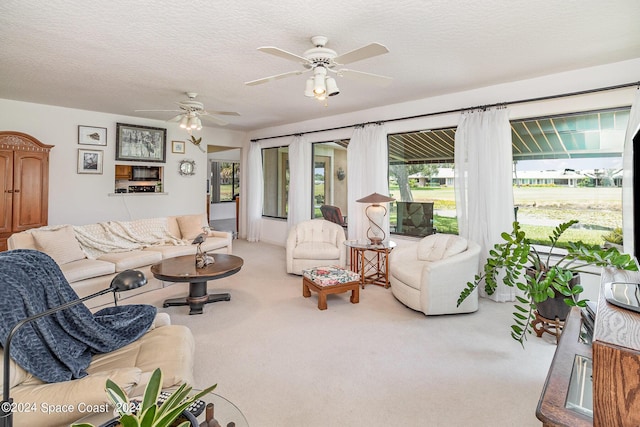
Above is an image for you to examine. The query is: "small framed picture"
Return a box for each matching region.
[77,149,103,174]
[172,140,186,154]
[78,126,107,146]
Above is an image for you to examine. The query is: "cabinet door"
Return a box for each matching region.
[12,151,49,232]
[0,150,13,234]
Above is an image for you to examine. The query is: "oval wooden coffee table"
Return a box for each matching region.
[151,254,243,315]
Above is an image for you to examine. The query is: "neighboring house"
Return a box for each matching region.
[408,168,623,188]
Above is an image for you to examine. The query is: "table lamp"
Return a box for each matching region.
[1,270,147,427]
[356,192,396,245]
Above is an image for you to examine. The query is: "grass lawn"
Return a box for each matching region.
[388,185,622,246]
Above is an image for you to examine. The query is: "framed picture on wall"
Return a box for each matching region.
[115,123,167,162]
[172,140,186,154]
[78,125,107,146]
[77,149,103,174]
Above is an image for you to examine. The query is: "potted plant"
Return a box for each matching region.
[457,220,638,346]
[73,368,217,427]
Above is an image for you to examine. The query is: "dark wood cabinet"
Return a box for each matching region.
[0,132,53,251]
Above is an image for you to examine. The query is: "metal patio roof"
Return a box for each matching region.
[386,108,630,165]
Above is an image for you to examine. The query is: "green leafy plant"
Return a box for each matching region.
[73,368,216,427]
[602,227,623,245]
[457,220,638,346]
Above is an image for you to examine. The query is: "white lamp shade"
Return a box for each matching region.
[179,116,189,128]
[326,77,339,96]
[304,78,315,97]
[314,73,326,95]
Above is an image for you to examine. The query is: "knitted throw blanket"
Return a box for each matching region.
[73,217,185,259]
[0,249,157,383]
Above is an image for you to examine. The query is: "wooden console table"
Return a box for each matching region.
[536,307,592,427]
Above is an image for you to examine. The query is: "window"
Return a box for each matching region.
[312,140,349,220]
[262,146,289,218]
[388,127,458,237]
[511,108,629,247]
[210,161,239,202]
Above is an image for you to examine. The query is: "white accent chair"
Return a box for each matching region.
[389,234,481,315]
[286,219,347,275]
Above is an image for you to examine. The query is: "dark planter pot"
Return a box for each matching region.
[527,268,580,322]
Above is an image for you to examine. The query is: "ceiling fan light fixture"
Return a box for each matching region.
[304,78,315,97]
[326,77,339,96]
[179,115,189,128]
[195,117,202,130]
[313,73,326,95]
[189,116,198,129]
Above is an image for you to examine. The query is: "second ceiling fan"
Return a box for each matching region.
[135,92,240,128]
[245,36,392,100]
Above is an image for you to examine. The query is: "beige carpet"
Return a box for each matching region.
[124,239,558,427]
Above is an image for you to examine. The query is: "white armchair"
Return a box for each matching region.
[286,219,347,275]
[389,234,481,315]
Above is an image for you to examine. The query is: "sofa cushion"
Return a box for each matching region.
[177,214,207,240]
[32,225,86,265]
[391,259,424,290]
[417,234,468,261]
[60,259,116,283]
[98,249,163,272]
[293,242,341,260]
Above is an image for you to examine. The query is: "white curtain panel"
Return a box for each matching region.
[347,123,390,241]
[287,135,312,230]
[246,141,264,242]
[623,90,640,256]
[455,108,515,302]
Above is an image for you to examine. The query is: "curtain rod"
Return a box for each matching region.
[250,81,639,142]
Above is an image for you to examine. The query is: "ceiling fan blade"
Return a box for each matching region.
[135,109,182,112]
[257,46,310,64]
[339,69,393,87]
[168,114,183,122]
[200,115,228,126]
[203,110,241,116]
[245,70,306,86]
[333,43,389,65]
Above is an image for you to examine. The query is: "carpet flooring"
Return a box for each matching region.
[124,239,559,427]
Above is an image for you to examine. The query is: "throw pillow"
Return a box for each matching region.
[176,214,207,240]
[32,225,86,265]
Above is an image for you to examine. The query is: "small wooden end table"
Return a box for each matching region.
[344,240,396,288]
[151,254,243,315]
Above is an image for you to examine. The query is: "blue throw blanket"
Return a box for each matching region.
[0,249,157,383]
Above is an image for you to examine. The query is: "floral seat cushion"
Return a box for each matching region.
[303,266,360,287]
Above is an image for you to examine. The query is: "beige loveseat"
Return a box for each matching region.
[8,213,233,308]
[0,313,195,427]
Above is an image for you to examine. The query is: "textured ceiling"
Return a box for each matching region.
[1,0,639,131]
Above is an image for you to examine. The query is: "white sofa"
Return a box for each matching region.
[0,313,195,427]
[389,234,481,315]
[8,213,233,308]
[286,219,347,275]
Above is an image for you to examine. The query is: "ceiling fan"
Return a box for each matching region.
[245,36,392,100]
[135,92,240,128]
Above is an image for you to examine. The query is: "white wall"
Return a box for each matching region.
[245,58,640,246]
[0,99,246,225]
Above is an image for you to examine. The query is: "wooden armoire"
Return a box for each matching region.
[0,131,54,251]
